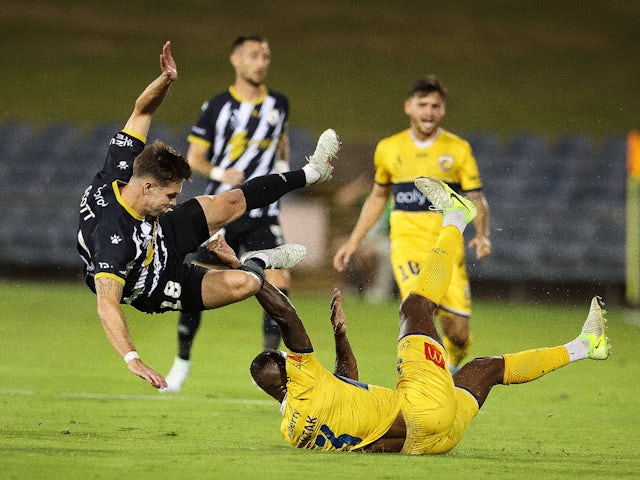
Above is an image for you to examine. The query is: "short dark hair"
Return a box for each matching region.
[408,74,447,99]
[133,140,191,185]
[250,350,286,377]
[231,35,267,53]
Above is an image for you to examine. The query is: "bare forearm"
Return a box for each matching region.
[469,191,490,238]
[95,278,135,357]
[134,74,174,117]
[334,334,358,380]
[349,187,389,244]
[255,282,312,351]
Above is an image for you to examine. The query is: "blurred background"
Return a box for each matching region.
[1,0,638,303]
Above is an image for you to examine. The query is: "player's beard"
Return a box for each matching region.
[244,70,267,88]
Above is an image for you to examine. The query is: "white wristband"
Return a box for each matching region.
[209,166,224,182]
[123,351,140,364]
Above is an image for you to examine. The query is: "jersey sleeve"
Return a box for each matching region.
[458,140,483,192]
[99,131,146,183]
[91,220,133,285]
[373,139,392,186]
[187,98,218,147]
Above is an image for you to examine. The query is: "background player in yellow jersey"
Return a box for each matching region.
[250,178,609,454]
[333,75,492,372]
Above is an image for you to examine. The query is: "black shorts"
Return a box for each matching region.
[132,199,211,314]
[190,215,284,264]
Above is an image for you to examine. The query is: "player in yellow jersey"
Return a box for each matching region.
[334,75,491,372]
[251,178,609,454]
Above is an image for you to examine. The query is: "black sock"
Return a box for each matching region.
[239,171,306,210]
[178,311,201,360]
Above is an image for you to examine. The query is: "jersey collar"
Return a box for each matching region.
[408,128,441,149]
[229,84,268,104]
[113,180,144,220]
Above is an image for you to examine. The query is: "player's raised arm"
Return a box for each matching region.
[330,288,359,380]
[123,40,178,139]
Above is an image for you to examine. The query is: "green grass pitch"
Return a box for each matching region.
[0,280,638,479]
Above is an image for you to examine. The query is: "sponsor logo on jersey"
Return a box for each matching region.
[93,184,109,207]
[111,133,134,148]
[392,182,431,211]
[424,342,445,369]
[80,185,96,220]
[287,409,301,440]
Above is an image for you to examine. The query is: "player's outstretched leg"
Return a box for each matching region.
[414,176,477,223]
[454,296,611,407]
[241,244,307,270]
[304,129,341,184]
[577,296,610,360]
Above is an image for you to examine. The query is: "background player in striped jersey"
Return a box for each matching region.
[163,35,295,392]
[76,41,339,389]
[333,75,492,372]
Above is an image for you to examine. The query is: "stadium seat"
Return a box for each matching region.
[289,127,314,170]
[0,123,628,283]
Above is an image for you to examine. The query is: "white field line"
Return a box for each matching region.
[0,389,274,406]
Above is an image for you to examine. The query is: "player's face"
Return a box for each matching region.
[144,180,183,216]
[404,92,446,141]
[232,40,271,87]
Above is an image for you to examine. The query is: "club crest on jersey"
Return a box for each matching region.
[110,234,122,244]
[438,155,454,171]
[267,109,281,126]
[117,161,129,171]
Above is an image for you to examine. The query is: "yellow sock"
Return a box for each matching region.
[443,334,472,368]
[411,226,463,304]
[503,346,570,385]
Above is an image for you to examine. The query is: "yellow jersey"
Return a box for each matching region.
[280,351,401,451]
[374,127,482,203]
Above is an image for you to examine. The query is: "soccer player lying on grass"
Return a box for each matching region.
[76,41,340,389]
[249,177,611,454]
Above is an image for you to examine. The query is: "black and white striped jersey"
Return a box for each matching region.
[77,130,167,307]
[188,85,289,219]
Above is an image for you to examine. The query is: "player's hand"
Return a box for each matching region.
[333,241,358,272]
[207,235,241,268]
[160,41,178,81]
[222,168,245,187]
[330,288,347,335]
[127,358,168,389]
[468,235,492,259]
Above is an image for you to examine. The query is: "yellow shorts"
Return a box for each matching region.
[396,335,479,454]
[390,212,471,316]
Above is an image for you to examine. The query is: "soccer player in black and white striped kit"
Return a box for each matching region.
[76,41,339,389]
